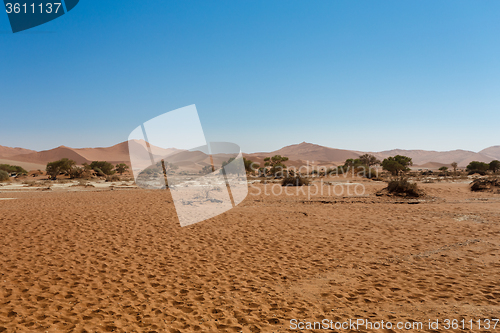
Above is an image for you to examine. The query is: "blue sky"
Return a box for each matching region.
[1,0,499,153]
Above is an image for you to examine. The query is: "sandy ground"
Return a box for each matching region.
[0,181,499,332]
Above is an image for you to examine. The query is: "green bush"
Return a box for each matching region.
[490,160,500,173]
[281,176,310,186]
[387,177,421,197]
[343,158,362,168]
[243,158,259,174]
[0,164,28,175]
[468,170,486,176]
[466,161,490,173]
[115,163,129,175]
[0,170,9,181]
[46,158,76,180]
[93,168,106,177]
[264,155,289,176]
[381,155,413,175]
[90,161,115,175]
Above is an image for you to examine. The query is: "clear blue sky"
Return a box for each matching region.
[1,0,499,153]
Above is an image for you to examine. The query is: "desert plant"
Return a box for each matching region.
[359,154,381,167]
[343,158,364,168]
[243,158,259,174]
[334,166,350,176]
[221,157,245,176]
[106,175,121,182]
[264,155,289,176]
[451,162,458,174]
[69,166,93,179]
[0,170,9,181]
[386,177,421,197]
[466,161,490,173]
[364,168,379,179]
[257,167,267,177]
[468,170,486,176]
[470,178,500,193]
[489,160,500,173]
[115,163,129,175]
[439,166,448,172]
[200,165,213,175]
[90,161,115,175]
[382,155,413,176]
[93,167,106,177]
[325,167,338,177]
[46,158,76,180]
[281,175,310,186]
[0,164,28,175]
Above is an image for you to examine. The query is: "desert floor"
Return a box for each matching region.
[1,181,499,332]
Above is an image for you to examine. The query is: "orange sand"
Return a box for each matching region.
[0,182,499,332]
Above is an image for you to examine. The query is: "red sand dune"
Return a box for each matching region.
[8,146,93,165]
[4,141,182,167]
[247,142,359,166]
[0,146,36,159]
[2,141,499,170]
[0,158,46,172]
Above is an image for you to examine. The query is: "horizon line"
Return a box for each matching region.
[1,140,499,155]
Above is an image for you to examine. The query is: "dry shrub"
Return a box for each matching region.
[386,177,422,197]
[281,176,310,186]
[106,175,121,182]
[470,178,500,193]
[69,167,92,180]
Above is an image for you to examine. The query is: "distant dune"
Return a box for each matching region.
[248,143,498,168]
[0,146,36,159]
[247,142,359,165]
[7,142,138,166]
[8,146,93,165]
[1,141,499,171]
[417,162,452,169]
[480,146,500,160]
[1,141,182,169]
[373,149,494,167]
[0,158,46,172]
